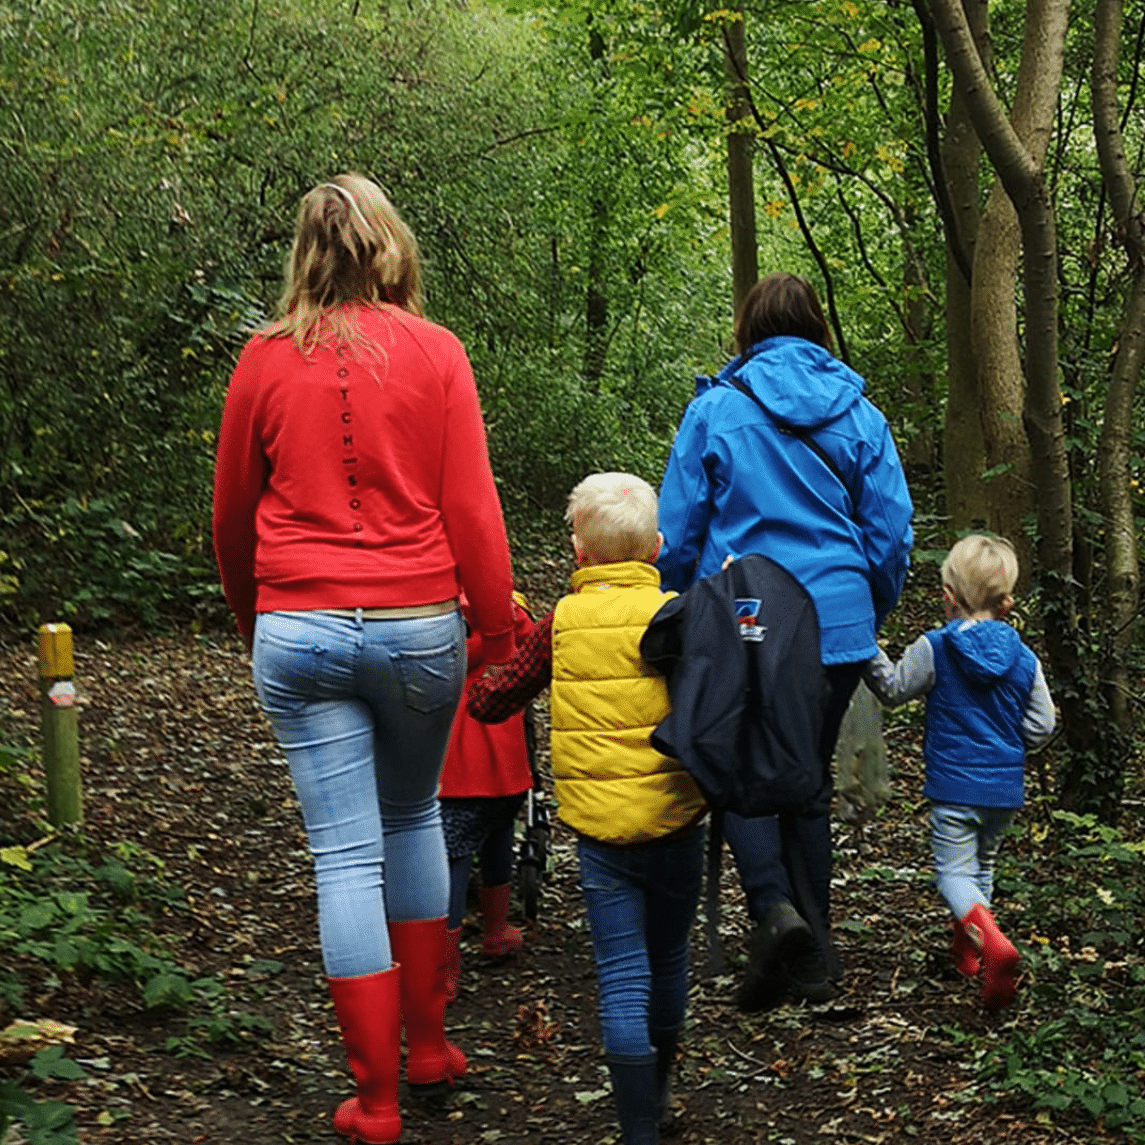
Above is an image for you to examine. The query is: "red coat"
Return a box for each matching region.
[440,595,535,799]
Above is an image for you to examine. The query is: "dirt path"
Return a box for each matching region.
[0,628,1121,1145]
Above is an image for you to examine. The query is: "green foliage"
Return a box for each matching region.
[1,837,180,994]
[1,494,218,629]
[0,0,732,625]
[167,977,278,1060]
[0,832,273,1059]
[970,811,1145,1138]
[0,1066,80,1145]
[0,740,38,838]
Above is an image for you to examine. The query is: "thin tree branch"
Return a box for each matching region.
[911,0,973,283]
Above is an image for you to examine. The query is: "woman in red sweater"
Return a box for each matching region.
[212,173,515,1145]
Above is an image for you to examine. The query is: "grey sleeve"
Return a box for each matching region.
[1023,659,1056,749]
[862,635,935,707]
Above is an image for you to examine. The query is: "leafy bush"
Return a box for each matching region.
[0,0,732,629]
[0,1052,82,1145]
[972,811,1145,1138]
[0,833,273,1055]
[0,494,223,631]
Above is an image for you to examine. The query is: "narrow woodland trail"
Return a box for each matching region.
[0,623,1125,1145]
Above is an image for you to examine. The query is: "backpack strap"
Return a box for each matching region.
[723,374,856,512]
[704,810,726,975]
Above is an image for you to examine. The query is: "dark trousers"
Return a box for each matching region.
[724,662,864,936]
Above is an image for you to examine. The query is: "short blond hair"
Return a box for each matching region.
[566,472,659,564]
[942,534,1019,615]
[265,173,424,356]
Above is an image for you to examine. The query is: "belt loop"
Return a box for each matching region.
[354,607,364,626]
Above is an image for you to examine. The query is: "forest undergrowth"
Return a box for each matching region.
[0,550,1143,1145]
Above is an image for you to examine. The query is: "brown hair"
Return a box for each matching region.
[734,272,833,354]
[263,173,424,357]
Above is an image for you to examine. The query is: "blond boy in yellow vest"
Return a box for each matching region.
[469,472,707,1145]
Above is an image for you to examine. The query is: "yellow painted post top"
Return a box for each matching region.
[37,623,75,679]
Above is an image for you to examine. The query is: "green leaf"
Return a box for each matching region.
[980,463,1014,482]
[143,972,193,1008]
[31,1047,87,1082]
[1102,1081,1129,1106]
[0,846,32,872]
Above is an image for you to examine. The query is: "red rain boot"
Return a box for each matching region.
[962,903,1020,1012]
[951,918,981,978]
[445,925,462,1003]
[388,917,467,1089]
[479,883,523,957]
[327,968,402,1144]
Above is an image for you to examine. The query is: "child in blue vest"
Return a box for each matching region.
[863,534,1055,1012]
[469,472,708,1145]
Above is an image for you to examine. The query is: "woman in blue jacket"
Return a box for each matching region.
[657,272,914,1009]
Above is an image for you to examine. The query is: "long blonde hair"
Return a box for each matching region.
[264,173,424,356]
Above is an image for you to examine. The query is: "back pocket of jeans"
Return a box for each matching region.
[252,619,328,715]
[393,642,460,714]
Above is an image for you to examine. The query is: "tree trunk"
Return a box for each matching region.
[584,196,608,384]
[949,0,1063,579]
[970,186,1031,568]
[724,6,758,319]
[901,222,936,472]
[929,0,1124,822]
[939,0,987,530]
[1092,0,1144,753]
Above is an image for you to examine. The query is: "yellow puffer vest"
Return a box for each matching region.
[550,561,706,844]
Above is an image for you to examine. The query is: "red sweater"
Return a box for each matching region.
[212,305,515,660]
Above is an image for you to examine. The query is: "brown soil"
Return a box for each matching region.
[0,571,1128,1145]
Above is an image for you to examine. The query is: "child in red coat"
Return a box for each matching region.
[439,593,536,999]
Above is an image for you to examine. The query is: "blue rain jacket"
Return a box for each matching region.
[657,336,914,664]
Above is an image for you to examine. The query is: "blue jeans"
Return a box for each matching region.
[252,608,465,978]
[578,827,704,1058]
[930,801,1017,919]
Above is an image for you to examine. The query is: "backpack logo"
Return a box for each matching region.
[735,597,767,643]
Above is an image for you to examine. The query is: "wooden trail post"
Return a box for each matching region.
[37,623,82,826]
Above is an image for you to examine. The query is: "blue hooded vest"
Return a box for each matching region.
[922,619,1037,808]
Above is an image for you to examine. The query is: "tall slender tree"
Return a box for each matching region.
[1090,0,1145,774]
[927,0,1130,820]
[724,3,758,315]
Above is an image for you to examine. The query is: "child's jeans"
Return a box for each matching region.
[252,608,465,979]
[930,801,1017,919]
[578,826,705,1058]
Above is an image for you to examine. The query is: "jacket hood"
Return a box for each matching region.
[942,619,1024,684]
[702,335,865,430]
